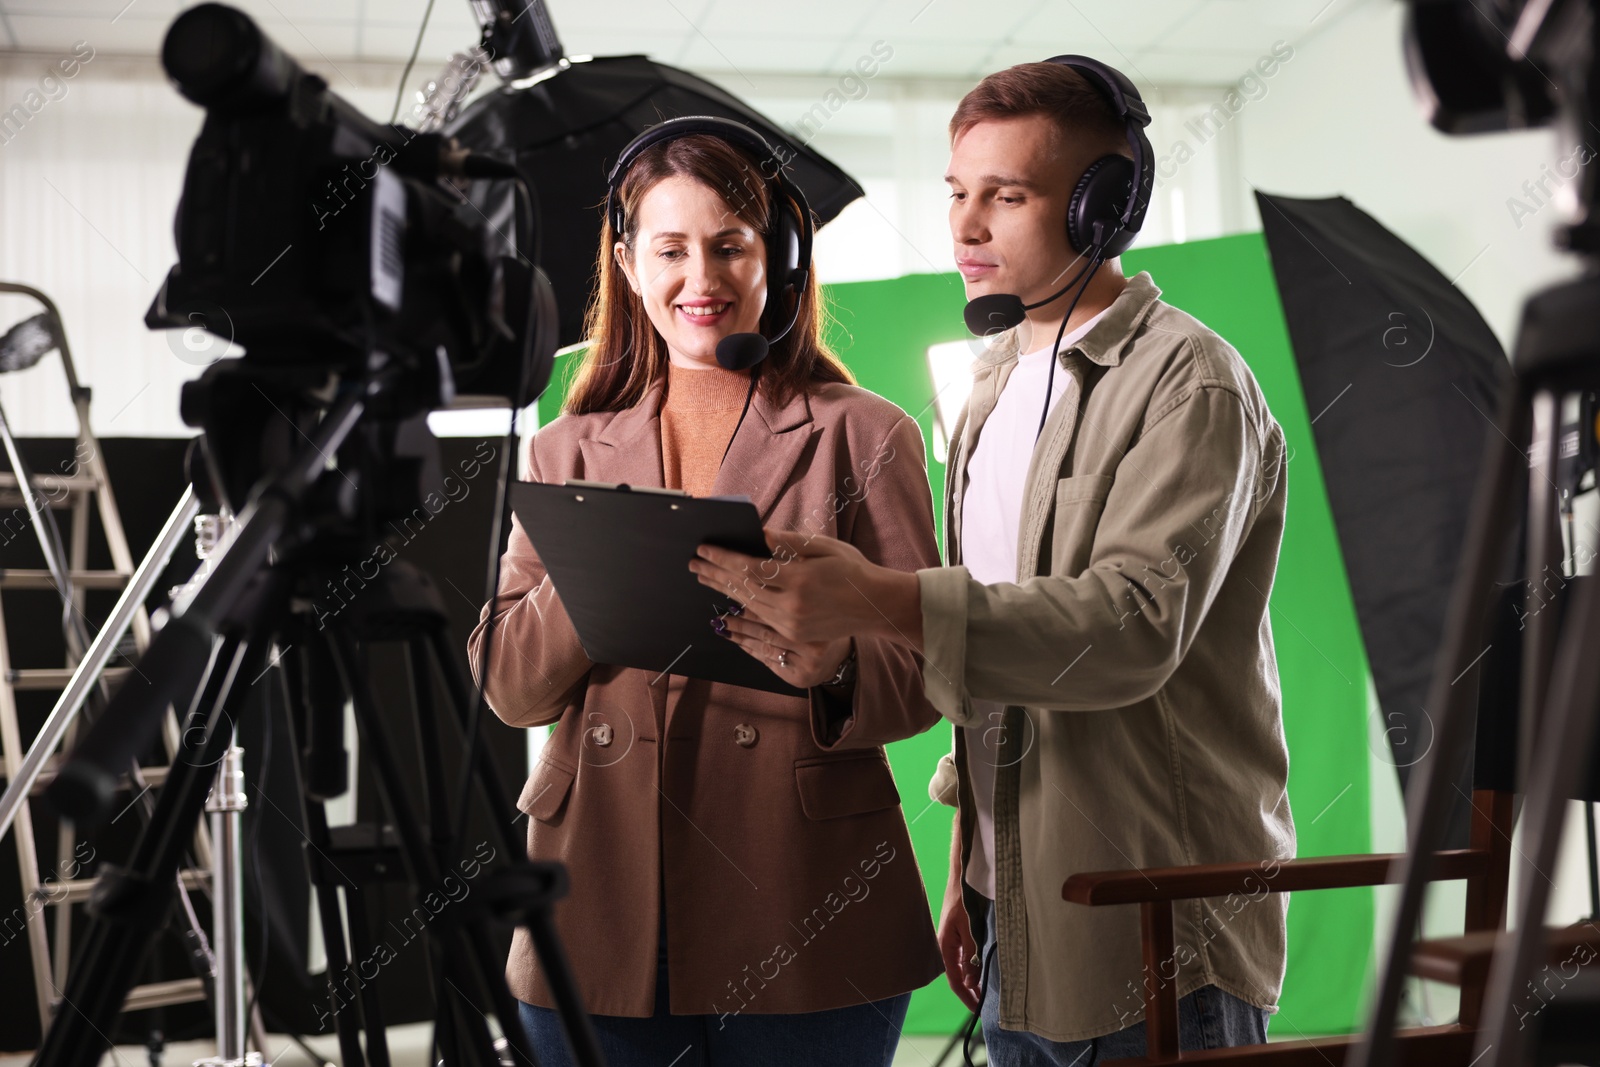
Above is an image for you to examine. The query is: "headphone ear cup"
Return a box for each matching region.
[1067,154,1136,256]
[764,196,805,334]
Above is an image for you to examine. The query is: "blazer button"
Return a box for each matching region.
[589,723,614,747]
[733,723,758,748]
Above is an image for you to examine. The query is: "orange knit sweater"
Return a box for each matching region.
[659,360,755,497]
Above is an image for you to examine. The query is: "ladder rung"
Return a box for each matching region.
[44,868,209,905]
[10,757,171,795]
[0,568,130,590]
[0,472,98,494]
[0,491,81,511]
[0,392,206,1034]
[10,666,133,690]
[120,977,209,1012]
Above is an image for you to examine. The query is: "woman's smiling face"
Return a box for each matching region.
[616,175,768,369]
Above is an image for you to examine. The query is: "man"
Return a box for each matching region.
[691,59,1295,1063]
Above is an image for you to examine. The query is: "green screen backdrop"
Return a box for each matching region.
[535,232,1376,1038]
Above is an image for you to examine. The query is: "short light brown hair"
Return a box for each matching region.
[950,62,1128,159]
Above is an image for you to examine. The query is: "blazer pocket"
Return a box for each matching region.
[794,753,901,820]
[1051,473,1115,576]
[517,757,577,823]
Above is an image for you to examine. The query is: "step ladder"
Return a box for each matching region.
[0,282,214,1031]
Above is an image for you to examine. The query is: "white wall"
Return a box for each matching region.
[1232,0,1580,352]
[1,56,199,442]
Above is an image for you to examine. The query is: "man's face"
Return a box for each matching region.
[945,114,1092,306]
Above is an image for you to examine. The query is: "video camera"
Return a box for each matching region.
[146,2,551,413]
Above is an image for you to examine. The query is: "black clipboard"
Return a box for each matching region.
[512,480,807,697]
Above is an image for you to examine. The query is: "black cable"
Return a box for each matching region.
[997,250,1098,328]
[450,168,540,861]
[1034,248,1107,443]
[930,1013,977,1067]
[1035,315,1073,442]
[389,0,438,125]
[954,236,1111,1067]
[961,907,995,1067]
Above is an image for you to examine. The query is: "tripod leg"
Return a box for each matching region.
[425,629,530,859]
[35,627,266,1067]
[406,638,457,859]
[275,643,369,1067]
[425,627,601,1066]
[416,633,556,1065]
[437,955,506,1067]
[340,886,394,1067]
[465,921,544,1067]
[326,629,508,1067]
[1516,387,1565,785]
[1478,572,1600,1067]
[1349,378,1532,1067]
[403,637,467,1063]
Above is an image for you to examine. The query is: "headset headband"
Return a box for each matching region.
[1042,54,1154,253]
[603,115,811,244]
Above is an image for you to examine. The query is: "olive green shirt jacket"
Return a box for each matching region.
[923,270,1297,1041]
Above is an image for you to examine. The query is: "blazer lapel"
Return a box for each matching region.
[709,379,815,525]
[577,377,666,490]
[573,378,671,735]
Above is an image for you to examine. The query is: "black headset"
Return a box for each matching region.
[603,115,815,372]
[1048,54,1154,258]
[962,56,1155,340]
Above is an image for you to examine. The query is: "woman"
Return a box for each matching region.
[468,118,944,1066]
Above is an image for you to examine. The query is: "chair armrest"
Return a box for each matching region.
[1412,922,1600,988]
[1063,848,1488,906]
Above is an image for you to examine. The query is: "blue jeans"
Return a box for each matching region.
[519,911,910,1066]
[976,902,1269,1065]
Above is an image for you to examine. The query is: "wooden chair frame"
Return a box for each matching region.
[1061,789,1516,1065]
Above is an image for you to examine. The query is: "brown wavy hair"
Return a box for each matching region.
[562,132,855,415]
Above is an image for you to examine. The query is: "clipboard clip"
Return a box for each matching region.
[562,479,752,504]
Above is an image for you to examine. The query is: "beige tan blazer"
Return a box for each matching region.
[470,373,945,1017]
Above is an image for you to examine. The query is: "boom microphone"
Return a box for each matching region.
[963,256,1097,337]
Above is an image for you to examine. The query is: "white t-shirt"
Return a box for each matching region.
[960,310,1108,899]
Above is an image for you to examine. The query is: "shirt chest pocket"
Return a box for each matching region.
[1049,474,1115,576]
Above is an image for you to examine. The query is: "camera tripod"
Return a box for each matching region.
[35,359,602,1067]
[1348,278,1600,1067]
[1349,1,1600,1063]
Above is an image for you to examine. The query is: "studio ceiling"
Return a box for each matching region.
[0,0,1365,88]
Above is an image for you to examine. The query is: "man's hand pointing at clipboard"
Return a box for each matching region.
[690,528,927,669]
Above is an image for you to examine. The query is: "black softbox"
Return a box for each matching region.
[1257,191,1510,844]
[447,55,865,383]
